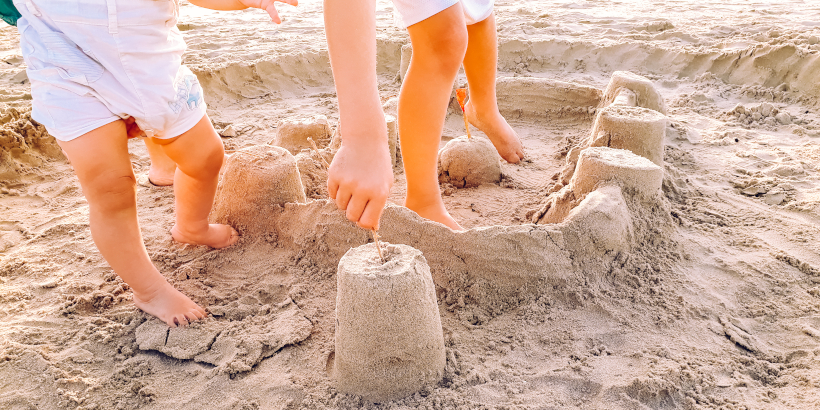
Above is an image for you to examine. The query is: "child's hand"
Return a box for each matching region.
[328,141,393,231]
[238,0,298,24]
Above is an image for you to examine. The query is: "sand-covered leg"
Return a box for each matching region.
[143,136,177,186]
[58,120,207,327]
[157,115,238,249]
[400,4,467,231]
[462,13,524,164]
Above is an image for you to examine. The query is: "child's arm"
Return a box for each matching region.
[187,0,297,24]
[324,0,394,230]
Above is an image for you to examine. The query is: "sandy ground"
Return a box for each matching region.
[2,0,820,409]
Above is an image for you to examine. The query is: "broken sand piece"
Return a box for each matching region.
[587,105,668,166]
[496,77,602,119]
[601,71,667,115]
[273,115,332,155]
[335,243,446,403]
[438,136,502,188]
[135,301,313,375]
[211,145,306,235]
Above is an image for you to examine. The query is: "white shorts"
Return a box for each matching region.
[15,0,206,141]
[392,0,493,29]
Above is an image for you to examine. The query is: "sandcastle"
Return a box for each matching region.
[534,71,668,227]
[437,88,502,188]
[273,115,332,155]
[334,242,445,402]
[211,145,306,235]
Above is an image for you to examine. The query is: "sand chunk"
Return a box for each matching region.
[135,319,221,360]
[602,71,667,114]
[273,115,332,155]
[211,145,306,235]
[438,136,502,188]
[194,303,313,375]
[588,105,668,166]
[335,243,445,403]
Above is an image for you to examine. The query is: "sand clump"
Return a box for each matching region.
[273,115,332,155]
[334,243,445,402]
[438,136,501,188]
[0,106,63,181]
[211,145,306,235]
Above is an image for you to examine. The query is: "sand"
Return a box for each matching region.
[2,0,820,409]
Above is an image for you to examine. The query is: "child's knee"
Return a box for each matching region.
[85,172,137,213]
[415,26,468,73]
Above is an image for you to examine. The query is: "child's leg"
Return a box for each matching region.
[400,4,468,231]
[143,138,177,186]
[58,121,207,327]
[462,13,525,164]
[153,115,238,248]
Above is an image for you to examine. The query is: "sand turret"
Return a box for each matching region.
[334,243,446,402]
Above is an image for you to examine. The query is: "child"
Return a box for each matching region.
[325,0,524,231]
[13,0,295,327]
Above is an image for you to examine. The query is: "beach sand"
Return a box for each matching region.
[1,0,820,408]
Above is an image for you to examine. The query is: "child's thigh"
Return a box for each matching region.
[58,120,136,197]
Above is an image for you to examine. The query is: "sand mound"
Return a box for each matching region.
[211,145,306,235]
[0,106,63,181]
[273,115,332,155]
[334,243,445,402]
[496,77,601,120]
[438,136,501,188]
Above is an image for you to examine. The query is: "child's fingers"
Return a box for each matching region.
[260,0,281,23]
[277,0,298,6]
[334,187,352,211]
[328,177,340,200]
[358,195,387,231]
[345,196,369,227]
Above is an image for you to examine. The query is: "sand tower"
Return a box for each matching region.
[587,105,667,166]
[273,115,332,155]
[211,145,306,234]
[334,243,446,402]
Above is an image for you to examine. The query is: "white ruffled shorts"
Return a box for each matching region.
[392,0,493,29]
[14,0,206,141]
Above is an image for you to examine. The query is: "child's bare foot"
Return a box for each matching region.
[405,198,464,231]
[148,165,175,186]
[171,224,239,249]
[133,281,207,328]
[464,101,525,164]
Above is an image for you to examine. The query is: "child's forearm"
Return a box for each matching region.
[324,0,386,143]
[187,0,247,11]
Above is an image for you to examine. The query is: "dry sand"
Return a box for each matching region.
[2,0,820,409]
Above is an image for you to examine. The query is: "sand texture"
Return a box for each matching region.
[2,0,820,409]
